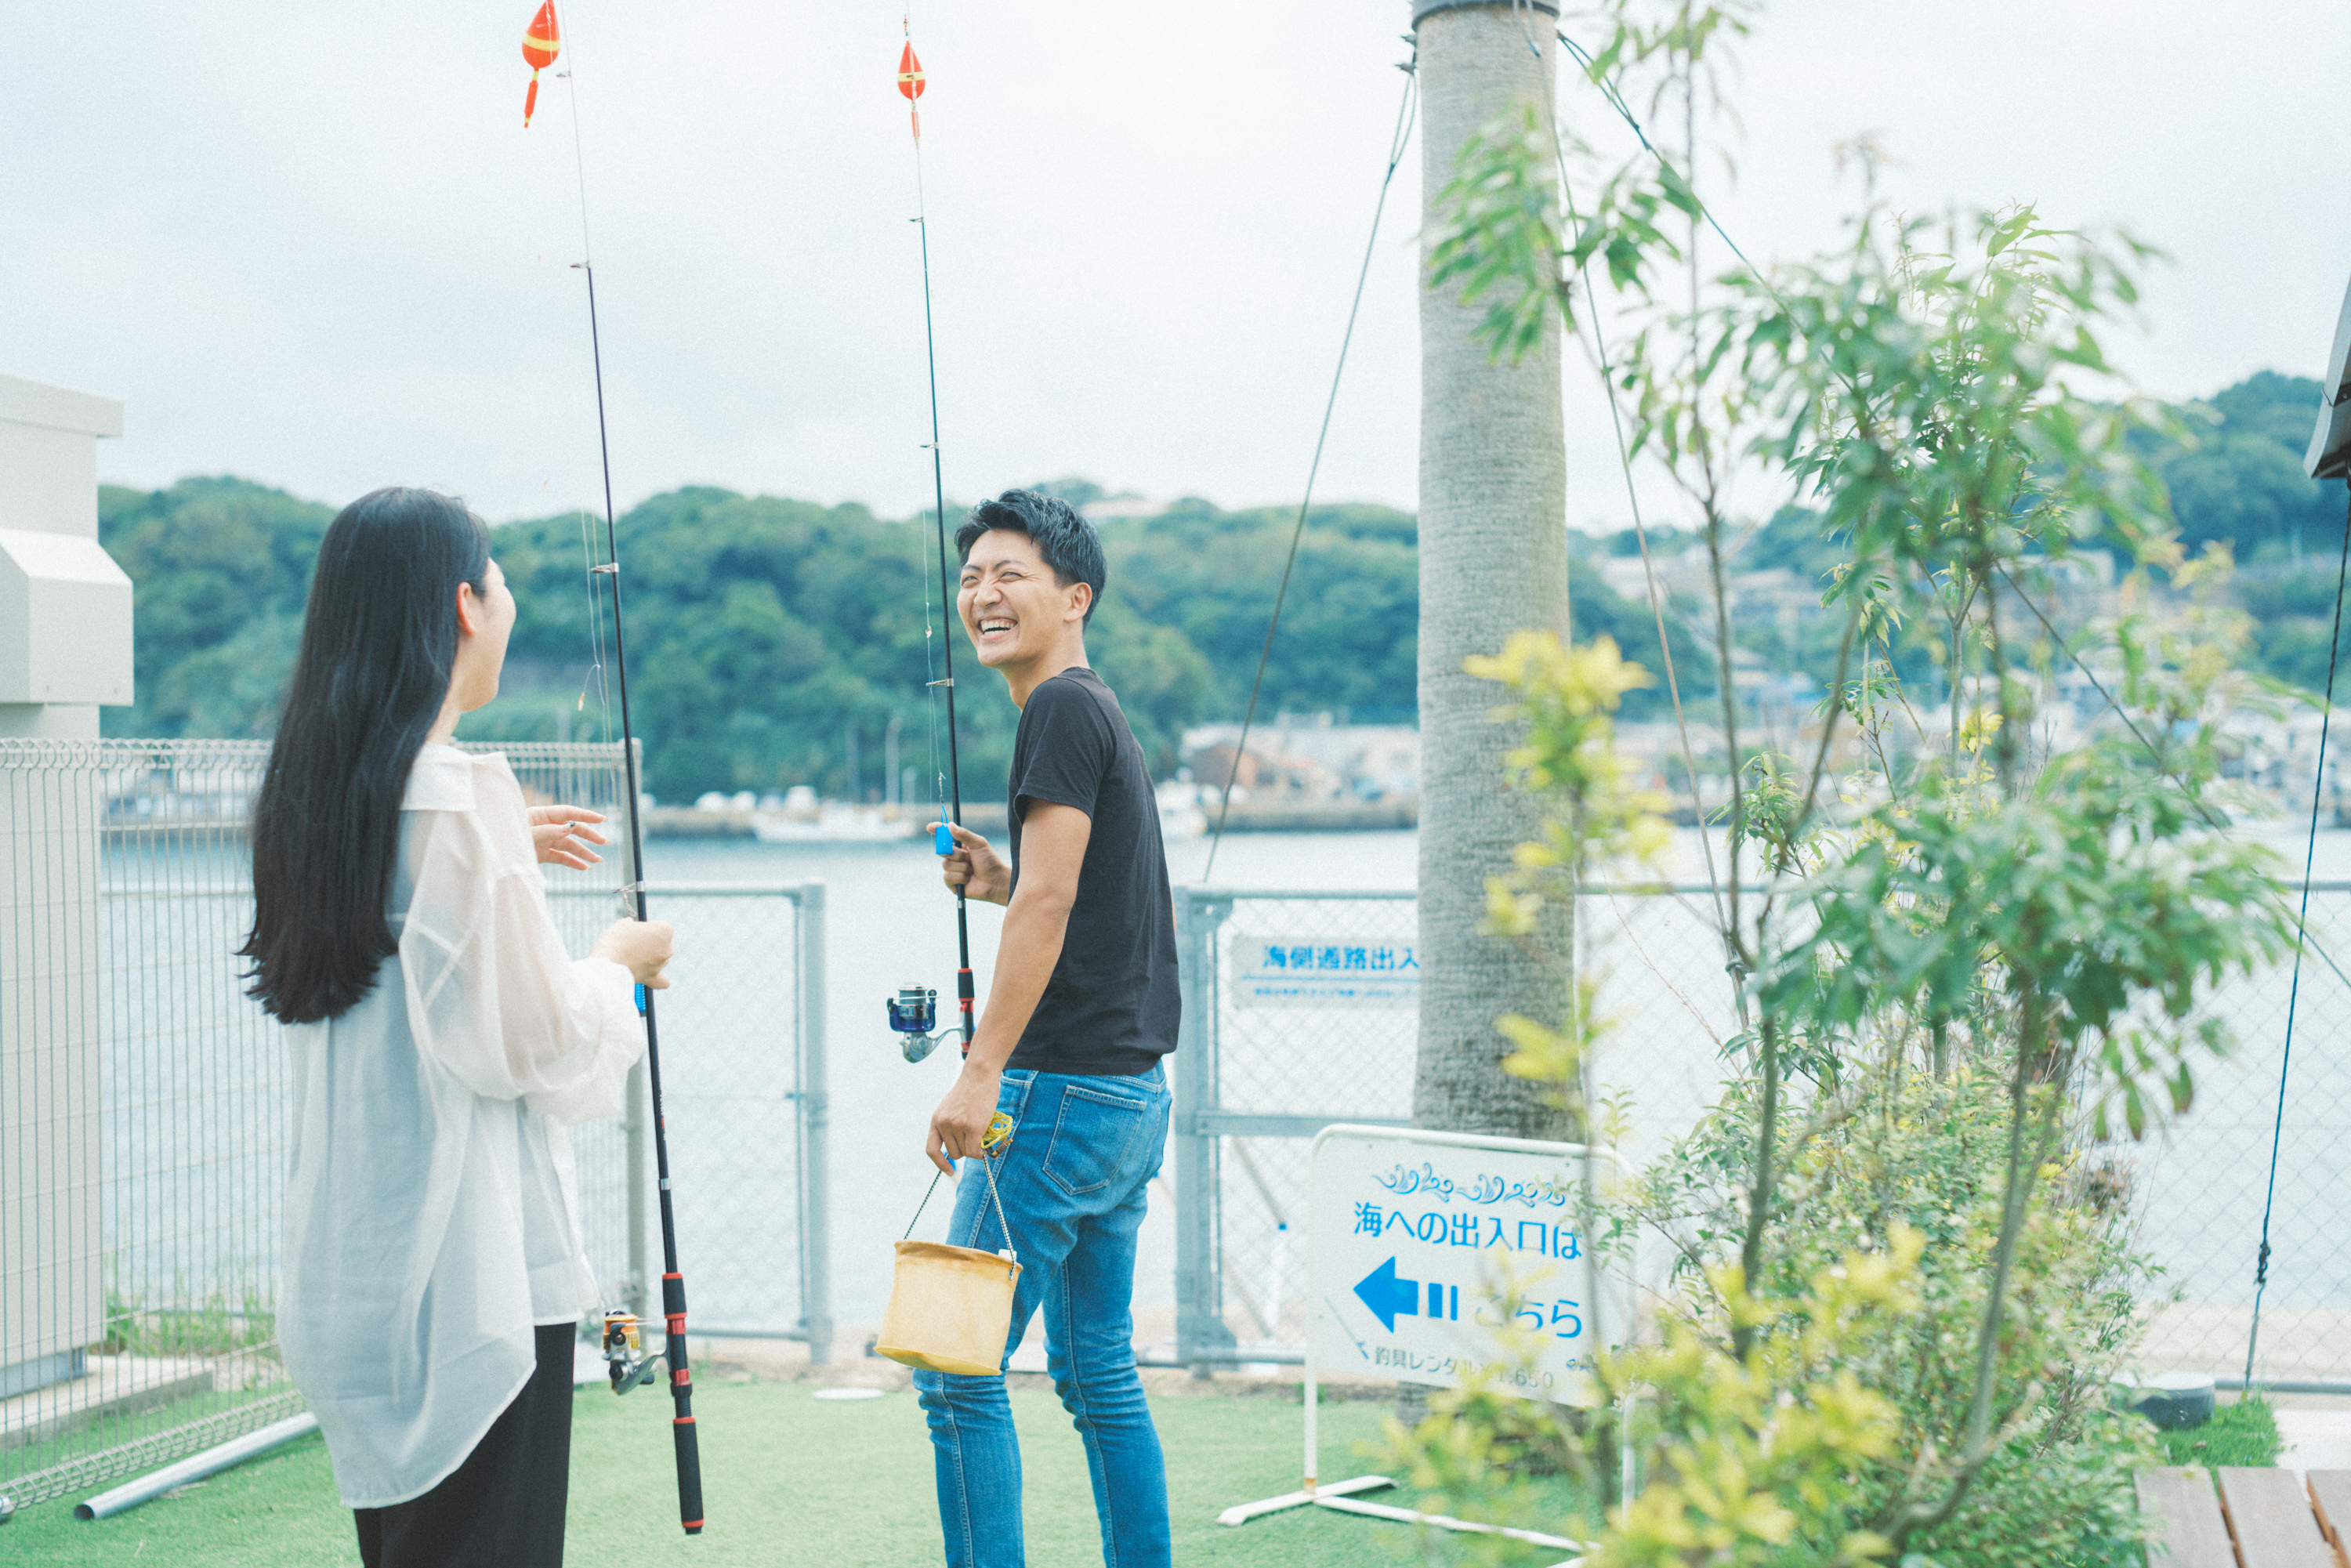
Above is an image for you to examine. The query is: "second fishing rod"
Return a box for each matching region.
[887,19,977,1066]
[529,0,704,1533]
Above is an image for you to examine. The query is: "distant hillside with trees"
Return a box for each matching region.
[98,481,1454,802]
[1592,371,2347,698]
[98,372,2335,798]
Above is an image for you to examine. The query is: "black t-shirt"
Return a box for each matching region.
[1003,667,1180,1074]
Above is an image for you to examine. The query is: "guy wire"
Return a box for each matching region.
[1553,16,2351,1382]
[1555,29,1759,279]
[2244,486,2351,1389]
[1552,22,2351,1005]
[556,13,706,1533]
[1522,9,1742,1023]
[1201,56,1418,882]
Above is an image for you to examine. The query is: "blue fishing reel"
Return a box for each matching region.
[889,983,951,1063]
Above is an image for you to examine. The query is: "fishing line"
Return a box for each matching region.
[542,3,706,1533]
[1200,54,1418,882]
[577,508,614,748]
[2244,487,2351,1388]
[922,502,945,832]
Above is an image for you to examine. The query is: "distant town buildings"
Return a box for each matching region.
[1180,714,1418,803]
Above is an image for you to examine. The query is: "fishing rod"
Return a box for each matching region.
[886,15,976,1066]
[525,1,705,1534]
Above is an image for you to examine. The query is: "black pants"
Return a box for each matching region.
[355,1321,576,1568]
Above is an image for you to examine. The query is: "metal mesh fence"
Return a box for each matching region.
[1174,882,2351,1389]
[612,885,829,1349]
[1173,891,1417,1363]
[0,739,826,1515]
[2118,885,2351,1386]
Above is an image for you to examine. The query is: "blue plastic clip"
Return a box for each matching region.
[634,983,647,1016]
[934,821,955,855]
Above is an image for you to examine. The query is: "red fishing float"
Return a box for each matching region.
[521,2,561,128]
[897,36,927,140]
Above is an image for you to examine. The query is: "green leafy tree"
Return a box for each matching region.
[2148,371,2342,563]
[100,477,333,737]
[1384,2,2295,1559]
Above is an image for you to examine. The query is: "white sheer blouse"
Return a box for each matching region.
[277,744,644,1508]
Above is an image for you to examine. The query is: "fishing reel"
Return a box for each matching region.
[888,983,956,1063]
[601,1309,662,1396]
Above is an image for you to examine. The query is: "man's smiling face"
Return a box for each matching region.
[958,527,1086,669]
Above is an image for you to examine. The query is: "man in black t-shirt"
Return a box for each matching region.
[915,489,1176,1568]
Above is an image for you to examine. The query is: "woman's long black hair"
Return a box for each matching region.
[242,487,491,1024]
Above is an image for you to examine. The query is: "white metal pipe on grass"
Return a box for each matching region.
[74,1413,319,1521]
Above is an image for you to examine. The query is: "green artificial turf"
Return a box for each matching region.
[2159,1395,2281,1469]
[4,1380,1579,1565]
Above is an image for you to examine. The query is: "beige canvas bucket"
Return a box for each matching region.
[875,1144,1020,1378]
[875,1240,1023,1376]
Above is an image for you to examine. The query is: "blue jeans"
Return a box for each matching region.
[914,1065,1172,1568]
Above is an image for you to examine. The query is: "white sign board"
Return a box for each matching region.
[1233,936,1418,1008]
[1308,1125,1627,1403]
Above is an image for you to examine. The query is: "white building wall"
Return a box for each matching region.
[0,371,126,1397]
[0,373,130,741]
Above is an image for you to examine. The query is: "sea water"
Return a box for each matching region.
[642,828,1422,1333]
[644,821,2351,1338]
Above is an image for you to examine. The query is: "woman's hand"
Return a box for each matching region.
[529,805,609,870]
[937,822,1012,906]
[592,918,675,990]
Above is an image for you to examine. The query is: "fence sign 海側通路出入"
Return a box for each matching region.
[1235,938,1418,1008]
[1308,1128,1628,1403]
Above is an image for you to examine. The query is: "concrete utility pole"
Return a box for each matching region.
[1409,0,1574,1141]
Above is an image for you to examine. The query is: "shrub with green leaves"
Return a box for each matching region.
[1383,0,2295,1560]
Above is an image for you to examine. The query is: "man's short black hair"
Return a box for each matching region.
[955,489,1107,627]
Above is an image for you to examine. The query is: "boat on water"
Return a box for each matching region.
[1157,780,1208,842]
[751,804,921,844]
[751,797,1206,844]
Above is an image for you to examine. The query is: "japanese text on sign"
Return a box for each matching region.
[1310,1128,1629,1403]
[1235,936,1418,1009]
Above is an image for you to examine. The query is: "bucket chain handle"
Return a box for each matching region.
[903,1147,1016,1260]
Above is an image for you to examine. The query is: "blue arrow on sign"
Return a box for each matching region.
[1353,1256,1421,1334]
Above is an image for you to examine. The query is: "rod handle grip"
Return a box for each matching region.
[673,1415,704,1534]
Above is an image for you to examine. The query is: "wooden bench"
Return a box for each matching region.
[2136,1466,2351,1566]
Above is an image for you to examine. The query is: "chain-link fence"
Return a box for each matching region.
[1171,882,2351,1389]
[0,739,828,1516]
[614,883,830,1352]
[1172,889,1418,1367]
[2120,884,2351,1388]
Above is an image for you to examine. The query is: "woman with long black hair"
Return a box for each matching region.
[243,487,672,1567]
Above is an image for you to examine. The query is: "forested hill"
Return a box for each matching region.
[99,483,1475,802]
[95,373,2340,799]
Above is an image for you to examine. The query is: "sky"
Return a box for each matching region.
[3,2,2346,531]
